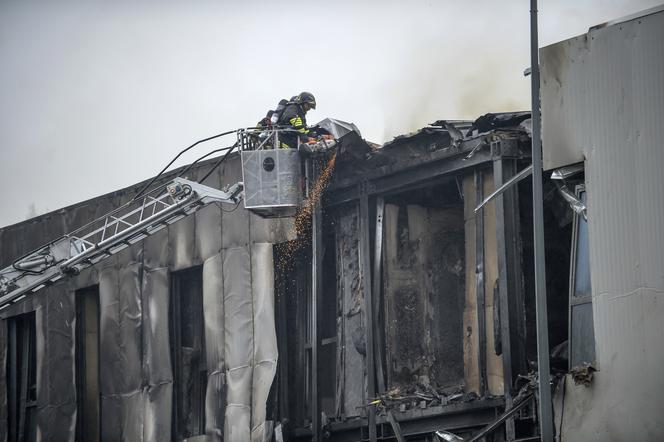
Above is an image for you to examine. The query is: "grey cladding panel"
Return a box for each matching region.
[43,289,76,437]
[203,254,226,440]
[169,214,197,270]
[99,266,122,396]
[142,267,172,384]
[223,247,253,440]
[250,243,277,441]
[141,267,172,441]
[118,264,143,393]
[144,382,173,442]
[196,204,223,261]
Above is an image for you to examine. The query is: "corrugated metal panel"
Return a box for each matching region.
[542,9,664,441]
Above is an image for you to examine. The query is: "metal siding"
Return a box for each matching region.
[0,155,288,441]
[250,243,278,442]
[542,10,664,441]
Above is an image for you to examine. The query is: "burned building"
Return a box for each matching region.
[274,112,575,441]
[1,109,582,442]
[3,8,663,440]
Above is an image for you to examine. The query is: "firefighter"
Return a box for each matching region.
[277,92,317,149]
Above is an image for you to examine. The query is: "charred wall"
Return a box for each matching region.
[334,204,366,417]
[383,198,465,391]
[311,120,536,440]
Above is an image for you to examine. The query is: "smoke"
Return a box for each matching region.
[378,43,530,142]
[454,56,530,119]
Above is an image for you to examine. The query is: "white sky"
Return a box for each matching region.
[0,0,660,227]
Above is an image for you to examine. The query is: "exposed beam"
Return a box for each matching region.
[327,149,494,206]
[530,1,554,440]
[474,170,487,397]
[372,197,386,395]
[468,395,535,442]
[359,188,377,442]
[325,398,506,442]
[311,160,324,441]
[494,158,527,440]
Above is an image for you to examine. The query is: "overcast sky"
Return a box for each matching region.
[0,0,659,227]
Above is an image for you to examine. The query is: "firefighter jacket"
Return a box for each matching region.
[277,103,310,148]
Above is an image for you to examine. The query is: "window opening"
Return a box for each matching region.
[76,285,101,442]
[170,266,207,440]
[274,241,310,426]
[7,311,37,442]
[569,187,595,368]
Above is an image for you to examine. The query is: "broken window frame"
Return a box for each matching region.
[568,185,596,369]
[75,285,101,442]
[169,266,207,441]
[6,311,37,442]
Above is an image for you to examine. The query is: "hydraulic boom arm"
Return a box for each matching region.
[0,178,243,309]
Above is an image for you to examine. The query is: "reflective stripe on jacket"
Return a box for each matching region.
[278,104,309,147]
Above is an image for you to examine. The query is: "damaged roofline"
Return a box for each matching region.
[326,146,495,206]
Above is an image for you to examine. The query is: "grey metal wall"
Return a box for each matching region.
[541,9,664,441]
[0,155,291,441]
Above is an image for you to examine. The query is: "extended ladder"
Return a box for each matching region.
[0,178,243,309]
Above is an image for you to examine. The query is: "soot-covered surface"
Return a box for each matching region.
[383,200,466,392]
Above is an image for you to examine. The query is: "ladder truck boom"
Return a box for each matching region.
[0,178,243,310]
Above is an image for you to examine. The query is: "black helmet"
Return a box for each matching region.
[296,91,316,109]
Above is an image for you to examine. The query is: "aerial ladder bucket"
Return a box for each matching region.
[240,143,302,218]
[237,118,360,218]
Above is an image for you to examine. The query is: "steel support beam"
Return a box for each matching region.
[373,197,386,395]
[469,395,535,442]
[327,149,493,206]
[474,170,487,397]
[359,186,377,442]
[494,158,526,441]
[530,1,554,440]
[311,161,324,441]
[325,399,506,442]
